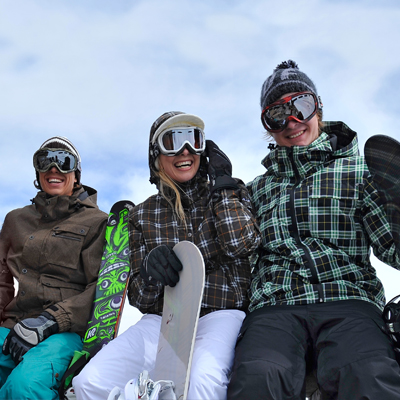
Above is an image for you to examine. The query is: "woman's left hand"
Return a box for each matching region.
[205,140,239,194]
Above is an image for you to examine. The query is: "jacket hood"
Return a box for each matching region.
[148,112,209,187]
[149,112,184,185]
[148,111,207,185]
[33,185,99,221]
[262,121,359,178]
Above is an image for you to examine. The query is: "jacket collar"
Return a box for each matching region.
[262,121,358,179]
[160,172,209,207]
[33,185,99,221]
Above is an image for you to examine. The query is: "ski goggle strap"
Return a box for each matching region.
[261,92,321,133]
[33,148,79,173]
[157,127,206,156]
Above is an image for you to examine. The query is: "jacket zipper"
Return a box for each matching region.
[52,233,82,242]
[288,150,323,301]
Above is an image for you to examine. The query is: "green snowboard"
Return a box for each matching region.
[59,200,134,399]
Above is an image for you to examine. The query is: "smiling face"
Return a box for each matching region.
[39,167,77,196]
[268,92,320,147]
[158,148,200,183]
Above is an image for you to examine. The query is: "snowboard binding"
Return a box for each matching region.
[107,370,176,400]
[383,294,400,352]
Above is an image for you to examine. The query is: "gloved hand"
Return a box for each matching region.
[205,140,239,195]
[2,311,59,364]
[140,245,183,287]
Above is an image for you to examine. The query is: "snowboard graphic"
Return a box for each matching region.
[59,200,134,399]
[151,241,205,400]
[83,200,134,348]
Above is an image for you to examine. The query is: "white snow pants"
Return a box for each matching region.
[73,309,245,400]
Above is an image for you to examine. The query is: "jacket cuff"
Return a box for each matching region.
[210,175,239,194]
[45,304,71,333]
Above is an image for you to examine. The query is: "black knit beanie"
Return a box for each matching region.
[260,60,318,110]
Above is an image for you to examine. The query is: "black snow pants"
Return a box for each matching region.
[227,300,400,400]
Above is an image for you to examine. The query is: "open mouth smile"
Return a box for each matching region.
[288,130,305,139]
[47,178,64,183]
[175,160,193,169]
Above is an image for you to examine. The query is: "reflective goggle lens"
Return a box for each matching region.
[33,149,78,173]
[159,128,205,155]
[261,92,318,132]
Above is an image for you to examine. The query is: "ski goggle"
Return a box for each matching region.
[261,92,321,133]
[157,127,206,156]
[33,148,78,173]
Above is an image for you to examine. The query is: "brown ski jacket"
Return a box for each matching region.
[0,185,107,337]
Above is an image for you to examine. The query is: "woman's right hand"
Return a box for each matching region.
[140,245,183,287]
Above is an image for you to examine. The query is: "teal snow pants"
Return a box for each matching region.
[0,327,82,400]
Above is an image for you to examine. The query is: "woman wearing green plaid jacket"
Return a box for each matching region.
[228,61,400,400]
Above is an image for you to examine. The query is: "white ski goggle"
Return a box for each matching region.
[157,127,206,156]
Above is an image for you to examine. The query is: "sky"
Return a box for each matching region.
[1,0,400,331]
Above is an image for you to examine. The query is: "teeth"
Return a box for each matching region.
[176,161,192,168]
[49,179,62,183]
[289,130,304,139]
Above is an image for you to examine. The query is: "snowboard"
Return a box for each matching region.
[59,200,134,399]
[151,241,205,400]
[364,134,400,252]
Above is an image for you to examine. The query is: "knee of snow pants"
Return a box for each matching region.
[227,306,309,400]
[188,310,245,400]
[0,328,82,400]
[316,300,400,400]
[0,328,15,388]
[73,314,162,400]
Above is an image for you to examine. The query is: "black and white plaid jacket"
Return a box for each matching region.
[127,173,260,316]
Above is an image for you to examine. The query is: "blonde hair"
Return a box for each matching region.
[154,158,187,225]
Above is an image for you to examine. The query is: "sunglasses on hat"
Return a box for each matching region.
[261,92,321,133]
[157,127,205,156]
[33,149,79,173]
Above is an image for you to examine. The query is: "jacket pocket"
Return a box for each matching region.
[41,275,85,304]
[308,183,361,243]
[45,224,89,270]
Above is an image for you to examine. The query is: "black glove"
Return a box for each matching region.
[205,140,239,195]
[140,245,183,287]
[3,312,59,364]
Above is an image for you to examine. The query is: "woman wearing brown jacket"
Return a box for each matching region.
[0,136,107,400]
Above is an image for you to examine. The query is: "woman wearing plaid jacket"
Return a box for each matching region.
[74,111,260,400]
[227,61,400,399]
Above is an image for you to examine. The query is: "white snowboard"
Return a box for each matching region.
[151,241,205,400]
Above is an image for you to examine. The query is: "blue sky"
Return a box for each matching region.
[1,0,400,328]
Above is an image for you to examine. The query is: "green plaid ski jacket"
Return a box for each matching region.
[248,121,400,312]
[128,173,260,316]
